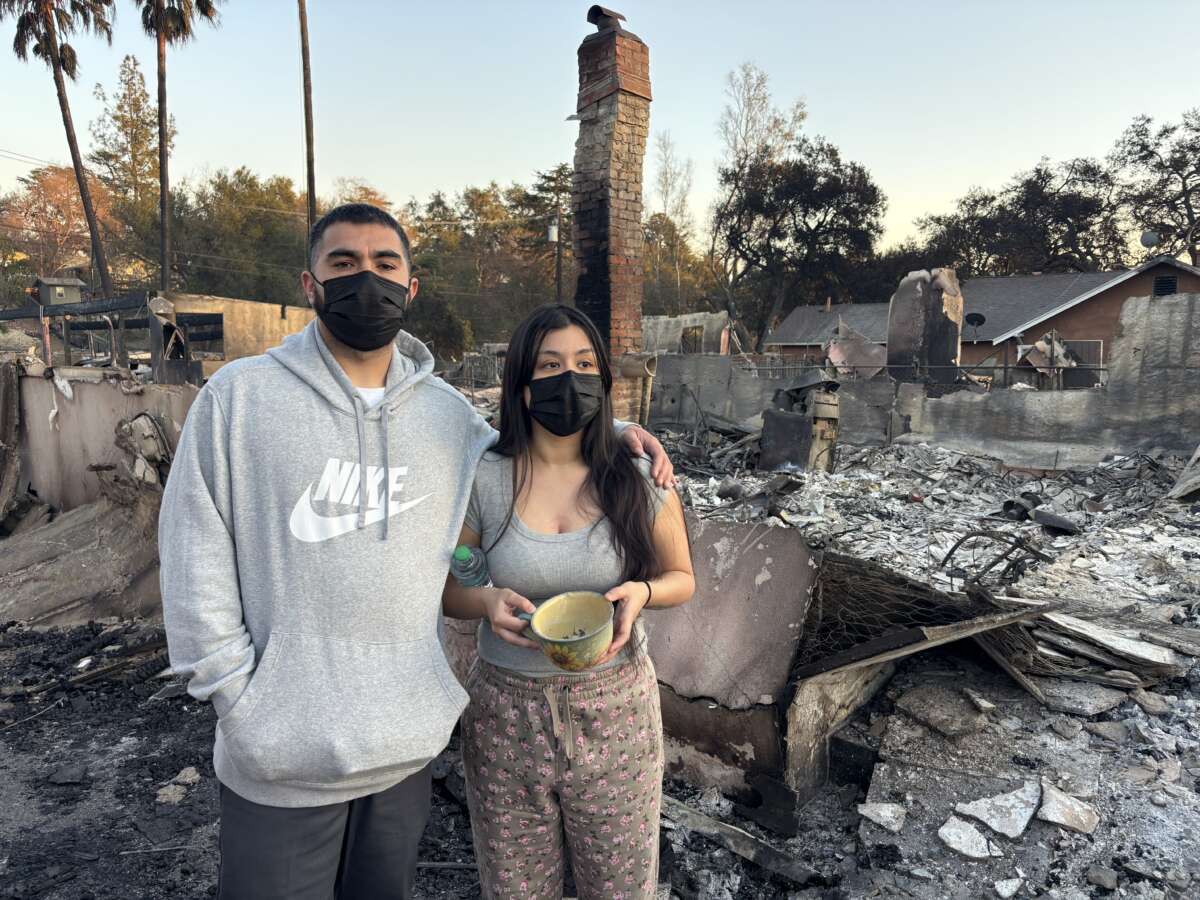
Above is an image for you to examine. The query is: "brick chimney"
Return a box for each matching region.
[571,6,651,417]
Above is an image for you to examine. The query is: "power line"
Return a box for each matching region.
[0,147,60,167]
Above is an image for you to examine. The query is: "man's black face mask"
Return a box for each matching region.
[311,270,409,351]
[527,370,605,437]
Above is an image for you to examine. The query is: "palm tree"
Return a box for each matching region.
[2,0,117,297]
[134,0,220,292]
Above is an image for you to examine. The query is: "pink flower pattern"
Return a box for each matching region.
[460,661,664,899]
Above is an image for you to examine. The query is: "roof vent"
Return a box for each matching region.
[1152,274,1178,297]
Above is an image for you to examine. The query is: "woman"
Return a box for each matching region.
[442,304,695,899]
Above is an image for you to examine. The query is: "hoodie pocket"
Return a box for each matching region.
[219,632,467,787]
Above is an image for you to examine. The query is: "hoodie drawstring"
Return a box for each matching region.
[352,395,369,530]
[382,404,392,540]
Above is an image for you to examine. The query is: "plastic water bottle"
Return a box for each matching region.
[450,545,492,588]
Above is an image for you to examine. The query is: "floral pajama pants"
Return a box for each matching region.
[461,654,664,900]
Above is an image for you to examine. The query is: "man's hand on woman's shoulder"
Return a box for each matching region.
[620,425,675,488]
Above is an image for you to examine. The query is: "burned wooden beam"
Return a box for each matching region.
[661,795,820,887]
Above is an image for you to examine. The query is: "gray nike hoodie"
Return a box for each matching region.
[159,321,494,807]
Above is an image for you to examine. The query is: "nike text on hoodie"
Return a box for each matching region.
[158,322,495,808]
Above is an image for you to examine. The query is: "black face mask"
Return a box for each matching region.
[311,270,409,351]
[527,371,604,437]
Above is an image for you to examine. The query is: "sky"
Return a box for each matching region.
[2,0,1197,248]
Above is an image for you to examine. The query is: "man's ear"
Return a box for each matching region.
[300,270,319,309]
[406,277,419,307]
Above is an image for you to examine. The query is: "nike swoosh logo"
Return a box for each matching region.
[288,485,432,543]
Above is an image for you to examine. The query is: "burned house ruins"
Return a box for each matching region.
[2,7,1200,900]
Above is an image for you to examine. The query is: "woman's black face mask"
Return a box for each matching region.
[527,370,604,437]
[311,270,409,351]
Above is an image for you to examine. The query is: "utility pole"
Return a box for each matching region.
[554,203,563,305]
[298,0,317,237]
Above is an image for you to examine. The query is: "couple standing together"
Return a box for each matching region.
[159,202,695,899]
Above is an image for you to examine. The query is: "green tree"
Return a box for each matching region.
[172,167,307,305]
[89,55,170,206]
[708,62,807,319]
[648,133,702,315]
[1,0,117,296]
[1113,110,1200,266]
[841,240,931,305]
[88,53,174,274]
[404,296,473,361]
[133,0,221,291]
[919,158,1129,278]
[643,212,707,316]
[716,135,886,349]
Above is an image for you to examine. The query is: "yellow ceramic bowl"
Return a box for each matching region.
[524,591,614,672]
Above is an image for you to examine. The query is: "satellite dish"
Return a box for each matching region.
[1141,230,1161,249]
[965,312,986,342]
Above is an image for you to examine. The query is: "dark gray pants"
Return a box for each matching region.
[217,765,431,900]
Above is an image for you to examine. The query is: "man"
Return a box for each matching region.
[158,203,673,899]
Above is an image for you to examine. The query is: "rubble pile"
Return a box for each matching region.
[851,652,1200,900]
[664,428,1200,699]
[0,621,481,900]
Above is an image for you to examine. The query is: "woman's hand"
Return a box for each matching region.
[480,588,540,649]
[596,581,651,665]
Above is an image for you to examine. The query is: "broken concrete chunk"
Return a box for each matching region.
[937,815,1004,859]
[47,763,87,785]
[1130,688,1171,717]
[857,802,906,834]
[954,779,1040,839]
[896,683,985,737]
[1049,717,1083,739]
[150,681,188,701]
[172,766,201,786]
[1028,677,1127,717]
[155,783,188,805]
[1036,779,1099,835]
[1120,764,1159,784]
[1085,865,1119,891]
[715,475,747,500]
[994,877,1023,898]
[1084,721,1130,744]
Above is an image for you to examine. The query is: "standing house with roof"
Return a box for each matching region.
[765,257,1200,382]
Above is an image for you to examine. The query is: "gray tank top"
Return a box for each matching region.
[464,451,666,677]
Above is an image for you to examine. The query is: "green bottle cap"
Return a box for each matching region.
[453,545,473,562]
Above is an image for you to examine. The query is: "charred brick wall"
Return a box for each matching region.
[572,10,651,419]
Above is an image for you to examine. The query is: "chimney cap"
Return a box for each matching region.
[587,5,626,30]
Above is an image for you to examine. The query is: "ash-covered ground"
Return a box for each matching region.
[4,621,1198,899]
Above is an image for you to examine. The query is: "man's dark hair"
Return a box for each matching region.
[307,203,413,273]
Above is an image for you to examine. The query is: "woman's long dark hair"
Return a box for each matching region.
[489,304,660,583]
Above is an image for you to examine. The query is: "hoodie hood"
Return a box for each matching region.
[266,321,437,536]
[267,320,435,416]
